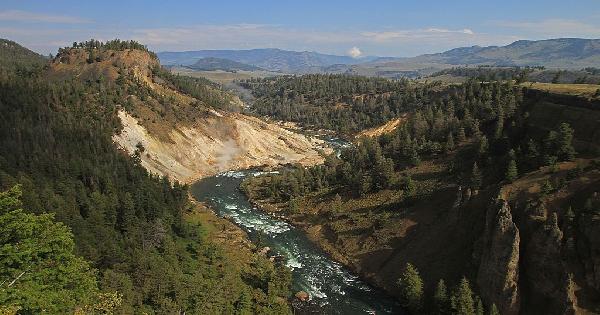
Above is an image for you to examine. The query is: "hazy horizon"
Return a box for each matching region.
[2,0,600,57]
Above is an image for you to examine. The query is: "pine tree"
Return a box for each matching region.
[471,162,482,190]
[0,186,99,313]
[556,123,576,161]
[235,289,253,315]
[332,194,343,214]
[397,263,424,313]
[506,159,518,182]
[288,198,301,213]
[565,206,575,222]
[403,176,416,196]
[478,136,489,156]
[543,131,558,166]
[457,127,467,142]
[489,304,500,315]
[452,277,475,315]
[434,279,449,314]
[541,180,553,197]
[446,132,455,152]
[475,296,484,315]
[494,112,504,139]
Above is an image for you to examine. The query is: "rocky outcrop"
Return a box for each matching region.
[524,213,577,314]
[113,110,329,183]
[477,199,521,315]
[578,213,600,292]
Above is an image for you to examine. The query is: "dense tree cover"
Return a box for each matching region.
[432,66,600,85]
[244,79,578,205]
[0,45,291,313]
[240,74,439,134]
[241,75,583,315]
[61,39,156,59]
[431,66,540,83]
[396,263,495,315]
[0,185,100,313]
[0,39,46,79]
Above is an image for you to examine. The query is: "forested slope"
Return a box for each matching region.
[240,74,446,135]
[243,78,600,314]
[0,39,292,314]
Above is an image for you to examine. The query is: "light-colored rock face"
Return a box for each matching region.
[113,110,330,183]
[355,115,407,139]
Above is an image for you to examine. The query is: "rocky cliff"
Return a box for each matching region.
[477,199,521,315]
[113,109,329,183]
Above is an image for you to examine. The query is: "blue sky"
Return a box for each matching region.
[1,0,600,57]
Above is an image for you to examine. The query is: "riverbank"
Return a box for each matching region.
[191,171,401,314]
[243,191,401,300]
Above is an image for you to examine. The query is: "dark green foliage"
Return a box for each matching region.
[457,127,467,142]
[556,123,576,161]
[241,74,425,134]
[431,66,539,82]
[0,186,98,313]
[332,194,343,214]
[475,296,484,315]
[506,159,518,182]
[446,132,456,152]
[245,80,541,205]
[0,39,46,78]
[541,180,554,197]
[63,39,156,58]
[397,263,424,313]
[434,279,449,315]
[451,277,475,315]
[477,136,489,156]
[0,45,290,314]
[489,304,500,315]
[471,163,482,190]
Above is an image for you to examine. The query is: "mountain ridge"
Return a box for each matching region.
[157,48,378,73]
[158,38,600,77]
[186,57,264,71]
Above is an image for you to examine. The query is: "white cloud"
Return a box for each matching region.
[0,10,91,24]
[361,27,477,42]
[347,46,362,58]
[1,22,518,57]
[492,18,600,38]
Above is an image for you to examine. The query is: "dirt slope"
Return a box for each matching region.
[113,109,329,183]
[355,114,407,138]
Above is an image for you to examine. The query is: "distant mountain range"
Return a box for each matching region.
[185,57,264,71]
[158,38,600,77]
[348,38,600,78]
[157,48,378,73]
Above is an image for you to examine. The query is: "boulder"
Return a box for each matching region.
[294,291,310,302]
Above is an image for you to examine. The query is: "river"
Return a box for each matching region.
[191,169,402,314]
